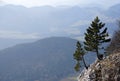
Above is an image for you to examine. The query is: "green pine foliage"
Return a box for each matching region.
[73,16,111,71]
[84,16,111,60]
[74,41,85,61]
[73,41,88,71]
[74,61,81,72]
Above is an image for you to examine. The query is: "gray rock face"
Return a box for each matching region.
[78,53,120,81]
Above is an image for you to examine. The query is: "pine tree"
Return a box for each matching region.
[84,16,111,60]
[73,41,88,71]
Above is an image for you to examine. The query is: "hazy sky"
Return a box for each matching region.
[1,0,120,8]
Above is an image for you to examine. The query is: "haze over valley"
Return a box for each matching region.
[0,0,120,81]
[0,3,120,49]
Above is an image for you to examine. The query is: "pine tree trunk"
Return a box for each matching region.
[96,49,99,58]
[82,55,88,69]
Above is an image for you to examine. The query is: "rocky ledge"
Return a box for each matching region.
[78,53,120,81]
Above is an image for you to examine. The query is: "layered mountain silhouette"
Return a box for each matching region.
[0,4,120,49]
[0,37,77,81]
[0,37,97,81]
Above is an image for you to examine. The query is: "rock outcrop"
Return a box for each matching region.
[78,53,120,81]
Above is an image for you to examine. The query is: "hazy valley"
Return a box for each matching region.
[0,3,120,81]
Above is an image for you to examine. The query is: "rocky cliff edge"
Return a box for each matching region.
[78,53,120,81]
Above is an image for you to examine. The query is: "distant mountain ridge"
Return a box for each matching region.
[0,4,120,49]
[0,37,97,81]
[0,37,78,81]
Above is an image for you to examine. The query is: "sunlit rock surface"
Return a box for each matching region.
[78,53,120,81]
